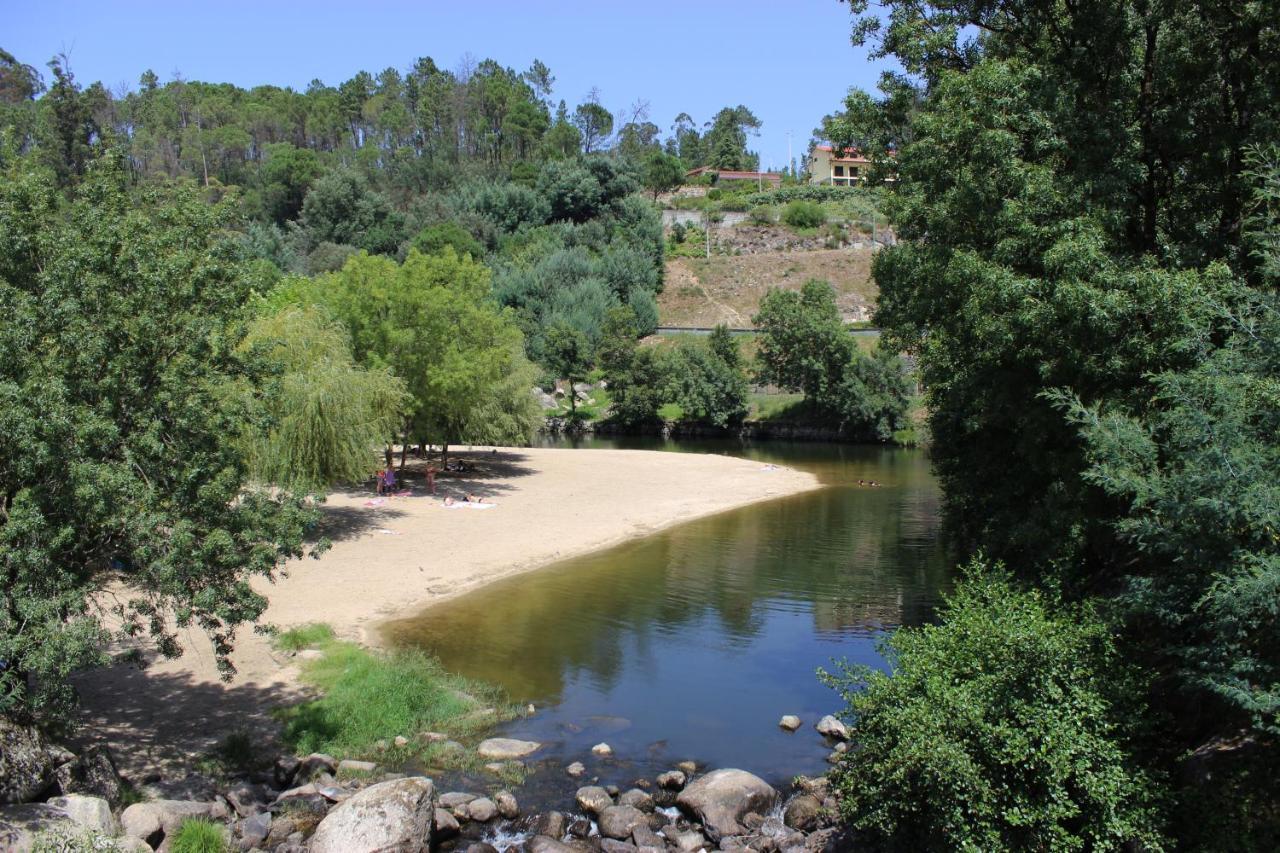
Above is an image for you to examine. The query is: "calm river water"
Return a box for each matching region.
[383,438,949,793]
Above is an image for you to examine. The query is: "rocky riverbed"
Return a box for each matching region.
[1,715,857,852]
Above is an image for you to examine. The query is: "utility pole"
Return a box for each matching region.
[787,131,792,180]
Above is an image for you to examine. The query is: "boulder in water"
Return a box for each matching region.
[676,768,777,842]
[476,737,542,760]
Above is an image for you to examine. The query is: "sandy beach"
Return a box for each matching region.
[72,447,819,774]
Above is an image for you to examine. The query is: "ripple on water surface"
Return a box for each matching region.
[383,439,949,794]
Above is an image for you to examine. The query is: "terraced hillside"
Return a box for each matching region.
[659,245,879,328]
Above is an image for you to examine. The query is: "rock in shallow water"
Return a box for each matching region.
[815,714,849,740]
[592,742,614,756]
[476,737,542,760]
[575,785,613,816]
[675,768,777,842]
[465,796,497,822]
[656,770,686,790]
[778,715,802,731]
[566,761,586,777]
[618,787,654,812]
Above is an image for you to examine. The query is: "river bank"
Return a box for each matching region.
[71,447,820,778]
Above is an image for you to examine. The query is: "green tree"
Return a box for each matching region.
[824,564,1165,852]
[299,168,404,255]
[274,248,535,463]
[0,159,317,724]
[255,142,322,224]
[755,280,909,439]
[703,105,760,171]
[642,150,685,200]
[572,100,613,154]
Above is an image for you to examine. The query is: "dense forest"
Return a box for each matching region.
[817,0,1280,849]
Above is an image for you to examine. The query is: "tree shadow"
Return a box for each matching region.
[69,654,305,781]
[312,504,410,544]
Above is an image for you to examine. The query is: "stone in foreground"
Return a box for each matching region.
[476,737,542,760]
[676,768,777,842]
[309,776,434,853]
[778,715,802,731]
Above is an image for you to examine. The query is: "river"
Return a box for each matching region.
[382,438,949,800]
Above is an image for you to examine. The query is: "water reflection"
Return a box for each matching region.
[384,439,948,783]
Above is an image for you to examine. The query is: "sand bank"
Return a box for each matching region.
[72,447,819,773]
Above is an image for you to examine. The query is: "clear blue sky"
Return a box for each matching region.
[6,0,896,169]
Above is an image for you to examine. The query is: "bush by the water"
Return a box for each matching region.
[781,200,826,229]
[823,564,1164,851]
[278,629,511,764]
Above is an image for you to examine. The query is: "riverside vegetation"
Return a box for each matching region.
[3,0,1279,848]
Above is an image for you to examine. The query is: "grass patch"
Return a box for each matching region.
[169,819,229,853]
[273,622,336,652]
[277,635,514,772]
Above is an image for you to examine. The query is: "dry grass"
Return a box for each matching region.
[659,247,878,328]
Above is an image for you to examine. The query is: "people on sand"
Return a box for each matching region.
[375,467,387,495]
[383,467,397,492]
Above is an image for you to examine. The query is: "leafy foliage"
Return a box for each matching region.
[272,249,538,450]
[0,159,318,724]
[824,564,1165,852]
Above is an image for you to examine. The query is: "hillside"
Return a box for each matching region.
[659,243,879,328]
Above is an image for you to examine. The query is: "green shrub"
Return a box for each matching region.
[169,819,228,853]
[781,200,826,229]
[748,205,776,225]
[823,563,1165,851]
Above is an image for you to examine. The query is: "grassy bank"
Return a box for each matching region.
[273,624,517,776]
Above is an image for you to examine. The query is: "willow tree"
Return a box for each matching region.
[238,307,408,490]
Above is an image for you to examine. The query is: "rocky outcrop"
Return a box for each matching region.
[53,745,124,805]
[309,776,434,853]
[676,769,778,841]
[0,718,73,803]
